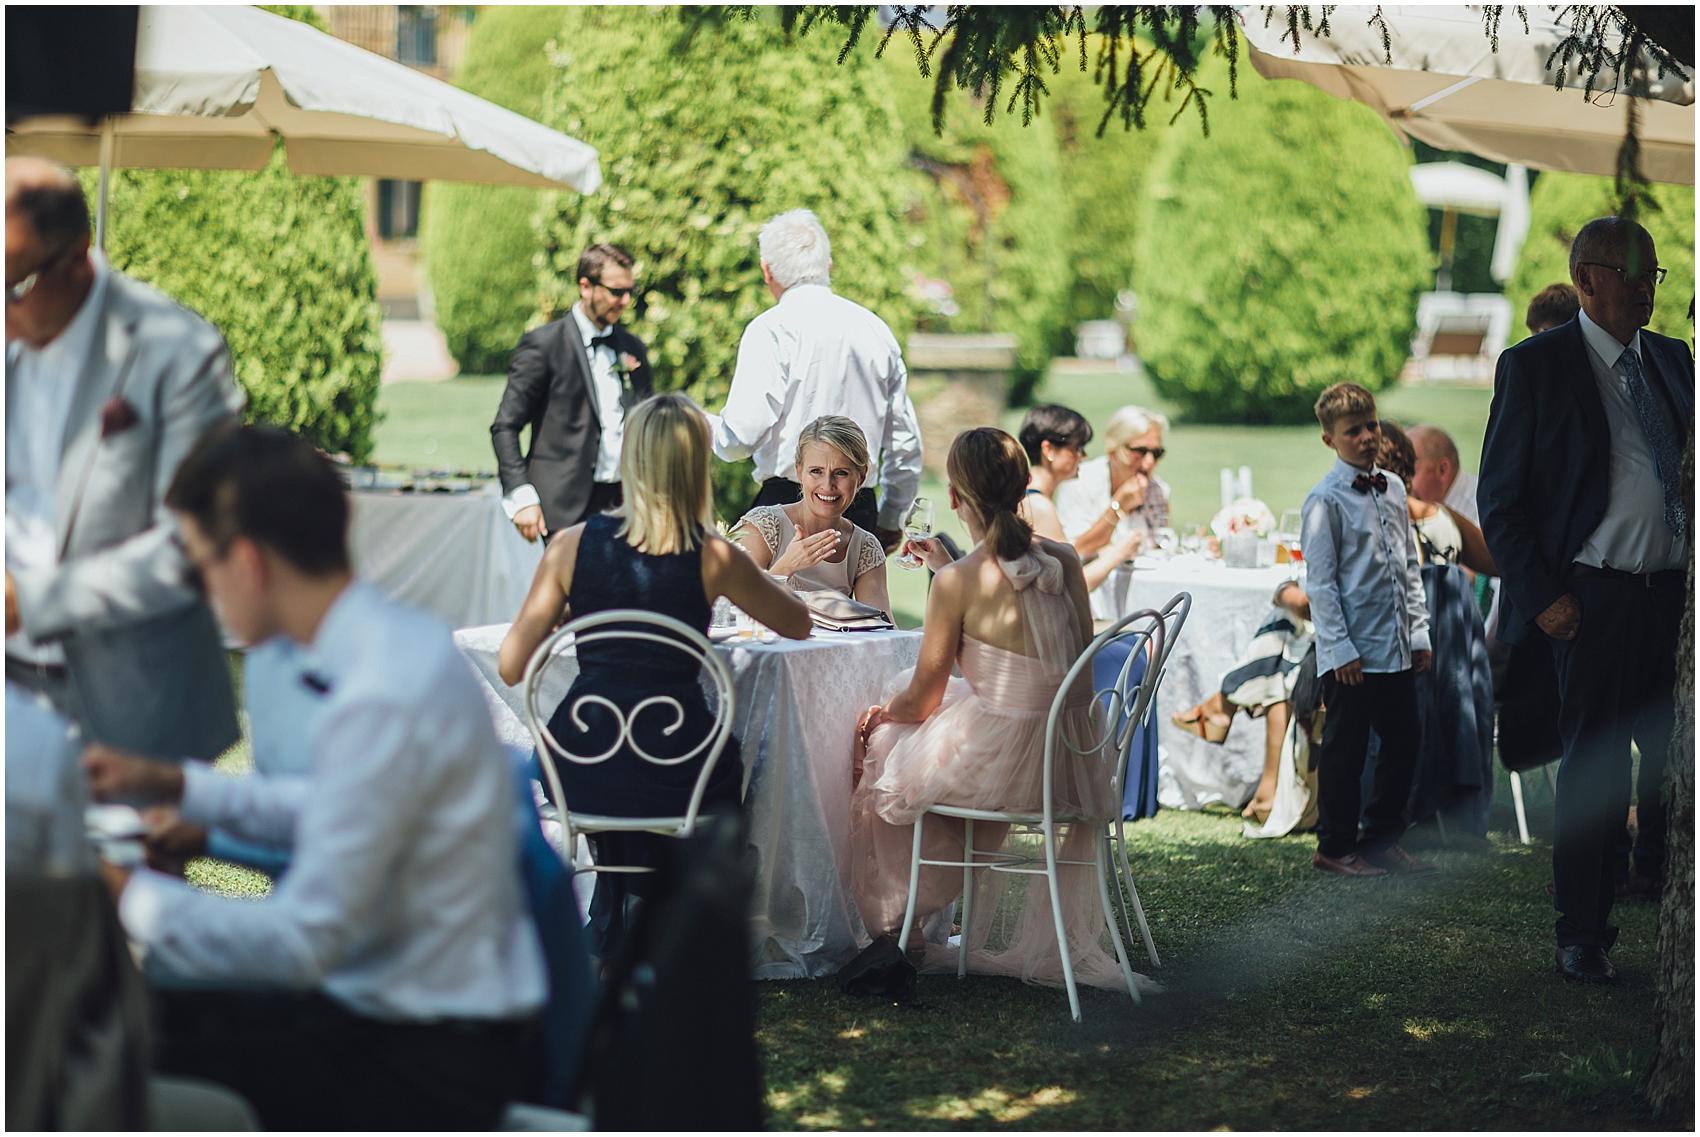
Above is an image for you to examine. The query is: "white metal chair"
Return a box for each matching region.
[893,608,1169,1022]
[1106,590,1191,970]
[521,609,737,872]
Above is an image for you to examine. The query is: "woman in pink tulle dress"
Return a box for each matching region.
[849,428,1146,993]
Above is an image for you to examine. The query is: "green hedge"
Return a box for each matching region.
[884,48,1074,402]
[1506,172,1694,345]
[534,7,918,521]
[87,4,382,459]
[1132,61,1429,423]
[1049,37,1170,338]
[418,6,562,374]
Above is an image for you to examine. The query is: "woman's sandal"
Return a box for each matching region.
[1170,703,1232,744]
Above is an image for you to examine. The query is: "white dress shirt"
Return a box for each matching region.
[5,254,112,667]
[1442,469,1480,528]
[1572,309,1685,574]
[501,302,627,520]
[710,283,922,529]
[120,582,547,1022]
[1302,459,1432,675]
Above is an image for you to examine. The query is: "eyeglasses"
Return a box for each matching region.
[591,278,637,300]
[1118,444,1166,461]
[1581,261,1667,287]
[5,243,78,304]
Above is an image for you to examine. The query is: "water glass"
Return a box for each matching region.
[711,596,734,629]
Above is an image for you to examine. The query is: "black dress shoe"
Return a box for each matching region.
[1555,945,1617,984]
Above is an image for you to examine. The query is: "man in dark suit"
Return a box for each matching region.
[1479,217,1693,986]
[492,243,652,543]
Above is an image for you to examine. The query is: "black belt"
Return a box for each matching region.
[5,655,68,681]
[1569,563,1685,589]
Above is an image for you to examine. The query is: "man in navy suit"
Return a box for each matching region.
[1480,217,1693,986]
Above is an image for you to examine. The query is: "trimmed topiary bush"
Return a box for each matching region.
[534,7,918,520]
[88,4,383,459]
[1132,61,1430,423]
[1506,172,1693,345]
[418,5,562,375]
[885,47,1074,401]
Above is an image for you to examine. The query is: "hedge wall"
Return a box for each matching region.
[1132,61,1429,423]
[88,5,383,459]
[1049,37,1171,337]
[533,7,918,520]
[884,48,1074,402]
[417,6,562,375]
[1506,172,1694,346]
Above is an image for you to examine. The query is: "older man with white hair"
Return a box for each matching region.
[711,209,922,549]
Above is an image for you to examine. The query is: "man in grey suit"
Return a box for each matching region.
[5,158,241,760]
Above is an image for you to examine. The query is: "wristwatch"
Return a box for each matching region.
[1106,500,1126,522]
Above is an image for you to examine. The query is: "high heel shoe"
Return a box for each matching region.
[1171,703,1231,744]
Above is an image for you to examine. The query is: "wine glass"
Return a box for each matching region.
[895,497,935,570]
[1277,509,1303,563]
[1154,526,1179,556]
[1179,527,1204,556]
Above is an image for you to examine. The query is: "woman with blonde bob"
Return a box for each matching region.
[500,392,809,957]
[733,415,892,618]
[844,428,1142,994]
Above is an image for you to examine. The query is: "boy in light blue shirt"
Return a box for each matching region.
[1301,383,1434,877]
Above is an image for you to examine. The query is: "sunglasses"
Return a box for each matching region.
[5,243,79,304]
[1119,444,1166,461]
[592,278,637,300]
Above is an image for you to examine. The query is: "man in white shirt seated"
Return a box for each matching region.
[1407,424,1480,527]
[83,423,547,1130]
[711,209,923,549]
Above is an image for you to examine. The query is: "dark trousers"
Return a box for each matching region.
[154,988,538,1130]
[544,482,623,546]
[1547,566,1683,949]
[1315,669,1420,857]
[755,477,881,536]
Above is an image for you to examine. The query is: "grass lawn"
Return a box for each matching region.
[757,780,1666,1131]
[371,369,1495,629]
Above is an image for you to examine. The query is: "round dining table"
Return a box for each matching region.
[455,623,924,979]
[1097,554,1299,810]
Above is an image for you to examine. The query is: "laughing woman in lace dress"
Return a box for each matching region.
[732,415,891,620]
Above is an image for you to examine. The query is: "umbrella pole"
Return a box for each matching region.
[95,116,115,252]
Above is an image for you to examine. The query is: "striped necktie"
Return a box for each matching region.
[1620,348,1687,537]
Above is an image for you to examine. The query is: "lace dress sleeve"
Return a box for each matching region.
[735,506,785,558]
[853,529,886,580]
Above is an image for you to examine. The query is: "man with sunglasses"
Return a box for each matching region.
[492,241,652,542]
[1480,216,1693,986]
[4,157,240,762]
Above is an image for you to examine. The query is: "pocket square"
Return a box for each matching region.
[99,395,140,439]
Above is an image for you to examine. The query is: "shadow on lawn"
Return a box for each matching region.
[757,814,1669,1131]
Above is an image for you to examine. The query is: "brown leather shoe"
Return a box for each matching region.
[1360,844,1439,875]
[1312,851,1388,877]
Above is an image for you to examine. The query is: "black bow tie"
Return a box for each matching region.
[588,330,615,351]
[1352,472,1388,494]
[300,671,333,695]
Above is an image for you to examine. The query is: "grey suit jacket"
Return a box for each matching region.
[7,268,243,759]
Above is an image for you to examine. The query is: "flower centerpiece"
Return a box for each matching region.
[1209,496,1276,540]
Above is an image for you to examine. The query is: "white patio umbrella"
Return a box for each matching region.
[6,5,602,247]
[1410,161,1508,291]
[1242,4,1695,185]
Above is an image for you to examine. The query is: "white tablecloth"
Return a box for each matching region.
[453,624,924,979]
[350,485,542,630]
[1099,556,1298,810]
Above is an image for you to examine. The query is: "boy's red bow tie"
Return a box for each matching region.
[1352,472,1388,494]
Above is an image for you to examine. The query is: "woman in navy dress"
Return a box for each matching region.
[500,393,811,958]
